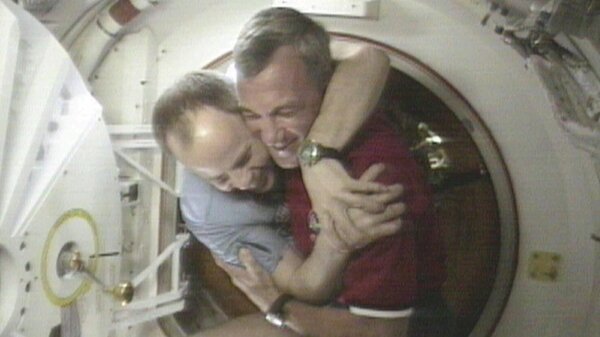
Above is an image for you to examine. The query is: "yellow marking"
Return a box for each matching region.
[528,251,561,282]
[41,209,100,307]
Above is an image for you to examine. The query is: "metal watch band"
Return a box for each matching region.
[265,294,293,328]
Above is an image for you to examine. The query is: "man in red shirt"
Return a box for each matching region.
[285,110,446,312]
[224,7,450,337]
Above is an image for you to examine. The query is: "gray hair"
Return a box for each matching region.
[152,71,239,153]
[233,7,333,92]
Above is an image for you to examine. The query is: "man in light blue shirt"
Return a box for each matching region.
[180,169,290,273]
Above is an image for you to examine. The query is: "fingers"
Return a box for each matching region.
[347,202,405,227]
[365,219,403,241]
[330,207,370,250]
[213,256,246,280]
[335,193,386,213]
[347,202,404,234]
[335,162,404,212]
[238,248,263,278]
[212,250,264,282]
[324,201,405,252]
[335,183,404,213]
[341,163,387,194]
[380,202,406,223]
[222,249,263,293]
[372,184,404,204]
[359,163,386,182]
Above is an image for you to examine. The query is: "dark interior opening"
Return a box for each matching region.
[161,67,503,337]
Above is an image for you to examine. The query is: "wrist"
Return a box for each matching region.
[265,294,294,329]
[297,139,342,167]
[262,289,285,313]
[305,131,340,150]
[300,156,340,170]
[317,232,351,257]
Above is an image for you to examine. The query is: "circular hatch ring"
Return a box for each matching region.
[330,33,519,337]
[160,34,519,337]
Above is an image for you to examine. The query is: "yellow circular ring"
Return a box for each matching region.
[41,208,100,307]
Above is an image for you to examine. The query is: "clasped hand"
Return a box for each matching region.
[213,249,281,313]
[301,160,406,253]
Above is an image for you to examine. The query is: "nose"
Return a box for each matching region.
[256,117,281,147]
[219,182,234,192]
[230,169,253,191]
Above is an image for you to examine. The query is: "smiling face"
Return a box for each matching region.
[166,106,276,193]
[237,46,324,169]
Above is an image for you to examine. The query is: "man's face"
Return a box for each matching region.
[237,45,323,169]
[166,106,276,193]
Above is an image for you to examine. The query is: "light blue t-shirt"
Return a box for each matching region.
[180,170,291,273]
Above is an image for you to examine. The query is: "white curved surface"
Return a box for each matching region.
[0,2,122,336]
[2,0,599,336]
[127,1,599,336]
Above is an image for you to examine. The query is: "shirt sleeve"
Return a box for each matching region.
[180,170,292,274]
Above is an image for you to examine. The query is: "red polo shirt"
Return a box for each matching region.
[285,112,446,310]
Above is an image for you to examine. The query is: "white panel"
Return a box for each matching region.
[273,0,380,18]
[11,67,103,236]
[3,117,122,337]
[91,28,158,125]
[0,40,71,232]
[155,0,265,91]
[90,28,163,304]
[0,4,19,181]
[0,2,122,336]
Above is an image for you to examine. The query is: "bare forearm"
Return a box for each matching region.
[216,251,408,337]
[285,235,349,303]
[198,305,408,337]
[199,313,300,337]
[308,44,390,150]
[284,301,409,337]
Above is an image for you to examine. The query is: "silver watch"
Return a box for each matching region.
[264,294,293,328]
[265,311,286,328]
[297,139,341,167]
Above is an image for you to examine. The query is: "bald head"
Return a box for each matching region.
[153,71,277,192]
[166,106,248,175]
[165,105,276,193]
[152,71,239,154]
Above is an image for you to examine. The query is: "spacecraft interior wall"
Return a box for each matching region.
[9,0,599,337]
[0,2,123,336]
[140,1,600,337]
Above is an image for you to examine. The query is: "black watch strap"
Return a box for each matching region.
[265,294,293,328]
[297,139,342,167]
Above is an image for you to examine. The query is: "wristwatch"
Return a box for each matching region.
[265,294,293,328]
[297,139,341,167]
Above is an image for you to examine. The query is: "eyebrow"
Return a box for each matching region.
[238,106,257,115]
[239,100,304,117]
[210,174,227,183]
[230,144,251,170]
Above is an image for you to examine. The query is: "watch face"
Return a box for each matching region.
[298,141,319,166]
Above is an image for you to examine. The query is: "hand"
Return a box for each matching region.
[302,159,401,214]
[302,160,404,240]
[343,201,405,248]
[317,164,406,252]
[319,202,405,253]
[213,249,282,312]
